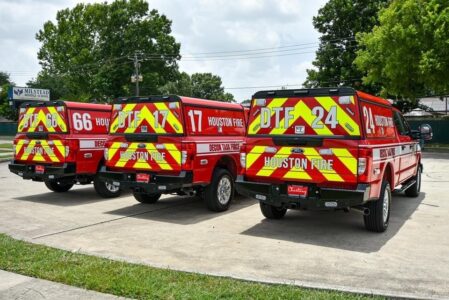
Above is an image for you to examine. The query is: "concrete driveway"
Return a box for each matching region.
[1,153,448,299]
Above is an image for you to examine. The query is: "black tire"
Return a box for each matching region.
[93,176,121,198]
[133,192,161,204]
[405,165,422,197]
[204,168,234,212]
[44,180,74,193]
[364,180,391,232]
[259,202,287,219]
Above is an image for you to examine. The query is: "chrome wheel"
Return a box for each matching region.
[217,176,232,205]
[105,182,119,193]
[382,187,390,224]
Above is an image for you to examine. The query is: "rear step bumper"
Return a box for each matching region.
[8,162,76,181]
[98,167,193,194]
[236,175,371,210]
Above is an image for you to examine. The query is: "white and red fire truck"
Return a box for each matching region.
[236,88,432,232]
[99,95,246,211]
[9,101,120,198]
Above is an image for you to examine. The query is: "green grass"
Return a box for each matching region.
[0,143,12,150]
[0,234,381,300]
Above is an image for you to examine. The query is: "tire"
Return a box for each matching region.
[44,180,74,193]
[405,165,422,197]
[133,192,161,204]
[259,202,287,219]
[204,168,234,212]
[364,180,391,232]
[93,176,121,198]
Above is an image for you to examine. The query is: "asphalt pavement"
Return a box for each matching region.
[0,153,448,299]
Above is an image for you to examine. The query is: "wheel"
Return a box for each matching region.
[93,176,121,198]
[44,180,74,193]
[364,180,391,232]
[259,202,287,219]
[133,192,161,204]
[405,165,422,197]
[204,168,234,212]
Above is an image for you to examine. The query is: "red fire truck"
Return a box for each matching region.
[236,88,432,232]
[98,95,246,211]
[9,101,120,198]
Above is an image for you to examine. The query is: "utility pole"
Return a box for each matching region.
[129,51,143,96]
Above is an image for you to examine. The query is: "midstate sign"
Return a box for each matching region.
[8,87,50,101]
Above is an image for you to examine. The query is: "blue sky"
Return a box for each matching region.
[0,0,328,101]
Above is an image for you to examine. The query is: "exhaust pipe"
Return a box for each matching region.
[181,188,196,197]
[352,206,370,216]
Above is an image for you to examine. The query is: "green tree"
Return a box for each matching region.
[160,72,235,102]
[304,0,389,92]
[0,72,17,121]
[27,72,71,101]
[36,0,180,101]
[355,0,449,101]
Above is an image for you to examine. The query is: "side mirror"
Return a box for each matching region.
[419,124,433,141]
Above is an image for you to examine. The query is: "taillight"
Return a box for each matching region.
[358,158,367,175]
[240,143,247,169]
[104,148,109,161]
[64,139,79,160]
[357,148,371,182]
[181,142,196,169]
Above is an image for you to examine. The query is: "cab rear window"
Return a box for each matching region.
[109,102,184,135]
[247,96,361,137]
[17,106,68,133]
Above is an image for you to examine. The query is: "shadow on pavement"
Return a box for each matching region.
[12,187,131,206]
[241,192,425,253]
[105,194,256,225]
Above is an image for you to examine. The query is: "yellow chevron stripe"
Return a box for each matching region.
[331,148,357,175]
[246,146,266,169]
[301,148,343,182]
[248,98,288,134]
[47,107,67,132]
[283,169,312,180]
[110,104,137,133]
[154,102,184,134]
[144,143,172,170]
[316,97,360,136]
[164,143,181,165]
[124,105,167,134]
[256,147,291,177]
[18,108,35,132]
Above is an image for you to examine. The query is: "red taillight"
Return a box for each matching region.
[357,148,371,182]
[181,142,196,169]
[239,143,247,174]
[64,139,79,161]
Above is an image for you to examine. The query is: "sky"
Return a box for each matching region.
[0,0,328,101]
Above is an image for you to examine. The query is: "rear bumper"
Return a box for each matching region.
[8,162,76,181]
[235,175,371,210]
[98,167,194,194]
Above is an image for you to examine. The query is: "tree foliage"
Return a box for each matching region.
[35,0,180,101]
[0,72,17,121]
[304,0,389,92]
[355,0,449,101]
[160,72,235,102]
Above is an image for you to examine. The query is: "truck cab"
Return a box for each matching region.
[9,101,119,198]
[99,95,246,211]
[236,88,430,232]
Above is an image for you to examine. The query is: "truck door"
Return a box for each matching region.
[393,111,417,182]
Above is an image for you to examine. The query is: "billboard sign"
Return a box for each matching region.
[8,87,50,101]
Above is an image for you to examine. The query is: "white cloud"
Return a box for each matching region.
[0,0,327,100]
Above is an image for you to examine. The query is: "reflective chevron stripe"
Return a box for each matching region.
[15,139,65,163]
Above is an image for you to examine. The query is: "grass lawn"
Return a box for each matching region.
[0,234,381,300]
[0,143,12,150]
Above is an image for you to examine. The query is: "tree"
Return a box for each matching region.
[27,72,71,101]
[36,0,180,101]
[304,0,389,92]
[0,72,17,121]
[160,72,235,102]
[355,0,449,101]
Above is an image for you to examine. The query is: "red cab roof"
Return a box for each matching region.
[179,96,243,110]
[64,101,112,111]
[356,91,392,106]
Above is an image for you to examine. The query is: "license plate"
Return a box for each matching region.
[35,165,45,174]
[136,173,150,183]
[287,185,308,197]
